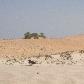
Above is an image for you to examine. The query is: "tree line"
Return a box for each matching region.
[24,32,46,39]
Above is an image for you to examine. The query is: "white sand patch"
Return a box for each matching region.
[0,64,84,84]
[0,50,84,66]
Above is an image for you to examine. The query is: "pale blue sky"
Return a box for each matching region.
[0,0,84,38]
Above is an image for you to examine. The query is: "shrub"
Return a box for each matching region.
[24,32,46,39]
[31,33,39,39]
[39,33,46,38]
[24,32,32,39]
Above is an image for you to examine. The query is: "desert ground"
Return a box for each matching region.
[1,64,84,84]
[0,35,84,84]
[0,34,84,59]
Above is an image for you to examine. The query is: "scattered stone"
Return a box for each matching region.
[1,50,84,66]
[36,72,39,74]
[28,60,36,65]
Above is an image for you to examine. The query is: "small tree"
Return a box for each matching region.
[39,33,46,38]
[24,32,46,39]
[24,32,31,39]
[31,33,39,39]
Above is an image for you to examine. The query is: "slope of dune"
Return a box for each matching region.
[0,35,84,84]
[0,35,84,59]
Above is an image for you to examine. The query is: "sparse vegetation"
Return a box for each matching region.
[24,32,46,39]
[24,32,32,39]
[39,33,46,38]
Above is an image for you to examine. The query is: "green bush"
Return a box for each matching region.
[24,32,32,39]
[31,33,39,39]
[24,32,46,39]
[39,33,46,38]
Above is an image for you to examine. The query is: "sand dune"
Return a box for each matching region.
[0,35,84,59]
[0,35,84,84]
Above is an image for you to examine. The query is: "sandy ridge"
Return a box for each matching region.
[0,35,84,59]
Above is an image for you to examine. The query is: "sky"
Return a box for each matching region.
[0,0,84,38]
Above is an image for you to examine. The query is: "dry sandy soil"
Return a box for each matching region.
[0,35,84,84]
[0,34,84,58]
[0,64,84,84]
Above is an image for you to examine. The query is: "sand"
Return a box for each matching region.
[0,35,84,84]
[0,35,84,59]
[0,50,84,84]
[0,64,84,84]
